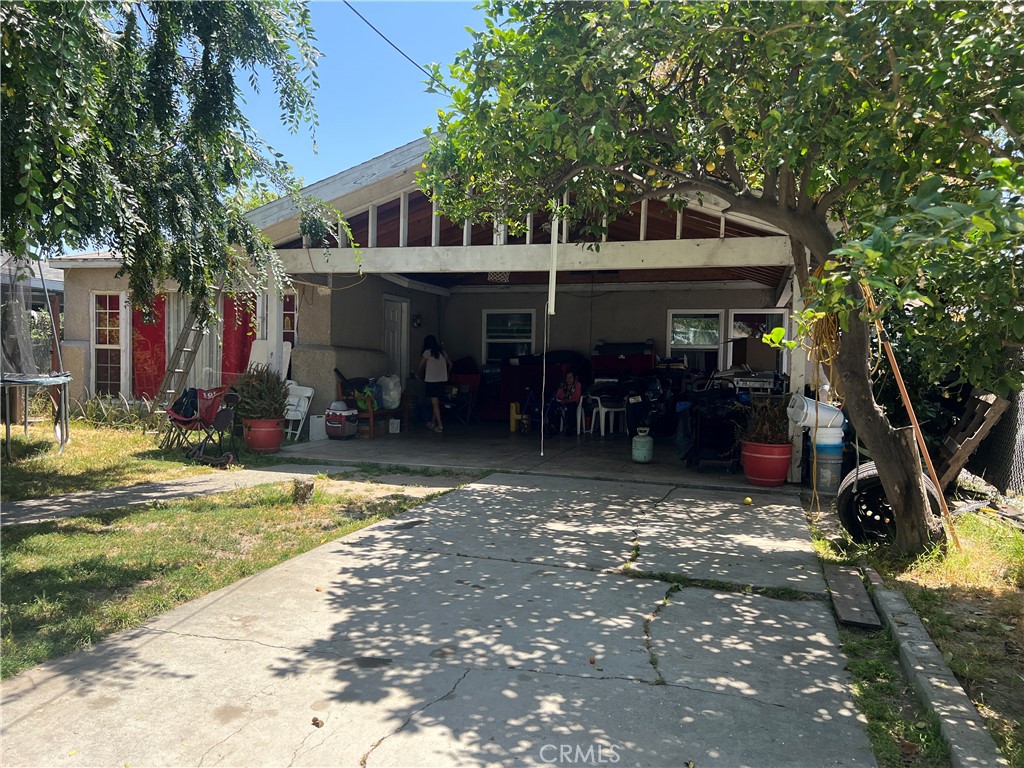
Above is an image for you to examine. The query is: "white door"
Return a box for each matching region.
[382,295,409,382]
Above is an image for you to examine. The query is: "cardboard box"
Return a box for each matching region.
[731,337,778,371]
[308,414,327,442]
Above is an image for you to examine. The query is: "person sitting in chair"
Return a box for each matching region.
[544,370,582,436]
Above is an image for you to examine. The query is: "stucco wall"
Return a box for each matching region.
[327,274,444,375]
[59,267,134,398]
[442,285,774,367]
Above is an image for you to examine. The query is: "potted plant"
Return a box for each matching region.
[233,363,289,454]
[736,396,793,487]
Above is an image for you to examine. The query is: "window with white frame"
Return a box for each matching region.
[92,292,130,396]
[667,310,722,373]
[482,309,535,365]
[727,309,788,371]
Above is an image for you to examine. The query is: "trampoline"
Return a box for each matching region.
[1,256,71,460]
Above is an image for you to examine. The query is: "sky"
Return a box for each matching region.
[242,1,488,186]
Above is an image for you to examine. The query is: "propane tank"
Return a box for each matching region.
[632,427,653,463]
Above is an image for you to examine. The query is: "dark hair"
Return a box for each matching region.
[422,334,443,359]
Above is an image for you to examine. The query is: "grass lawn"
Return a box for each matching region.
[1,423,219,502]
[811,499,1024,768]
[0,482,431,680]
[1,423,468,680]
[878,513,1024,768]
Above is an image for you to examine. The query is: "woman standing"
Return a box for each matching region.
[416,335,452,433]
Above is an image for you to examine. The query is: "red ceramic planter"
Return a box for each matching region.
[740,441,793,487]
[242,418,285,454]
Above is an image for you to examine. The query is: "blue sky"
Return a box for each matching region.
[243,1,488,186]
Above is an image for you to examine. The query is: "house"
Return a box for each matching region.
[55,136,808,435]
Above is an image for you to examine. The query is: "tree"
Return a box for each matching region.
[1,1,326,319]
[421,1,1024,553]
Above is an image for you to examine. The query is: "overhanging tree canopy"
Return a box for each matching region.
[421,0,1024,553]
[1,0,323,318]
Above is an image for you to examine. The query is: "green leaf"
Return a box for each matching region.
[970,214,996,234]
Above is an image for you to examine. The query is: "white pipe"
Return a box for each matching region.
[548,203,557,316]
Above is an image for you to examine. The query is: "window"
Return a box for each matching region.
[482,310,535,365]
[92,292,130,396]
[283,293,297,347]
[727,310,788,371]
[667,311,722,373]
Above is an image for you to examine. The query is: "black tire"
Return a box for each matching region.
[835,461,942,543]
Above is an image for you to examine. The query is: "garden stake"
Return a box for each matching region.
[862,285,960,550]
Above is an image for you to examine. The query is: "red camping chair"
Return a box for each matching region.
[184,391,239,465]
[161,386,229,450]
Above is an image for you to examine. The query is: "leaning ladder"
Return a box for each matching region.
[156,290,221,411]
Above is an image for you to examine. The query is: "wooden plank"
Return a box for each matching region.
[936,389,1010,490]
[823,563,882,629]
[276,235,794,274]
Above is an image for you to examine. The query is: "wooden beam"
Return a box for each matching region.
[399,191,409,248]
[276,236,793,274]
[774,266,794,307]
[246,137,429,231]
[431,199,440,247]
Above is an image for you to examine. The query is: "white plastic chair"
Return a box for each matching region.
[593,395,626,436]
[577,395,598,435]
[284,382,314,440]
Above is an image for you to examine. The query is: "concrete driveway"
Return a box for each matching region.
[1,473,875,767]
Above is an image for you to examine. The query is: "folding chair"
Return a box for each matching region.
[284,382,314,440]
[185,392,239,465]
[162,386,229,450]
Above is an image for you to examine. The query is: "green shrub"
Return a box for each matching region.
[232,364,288,420]
[70,393,163,432]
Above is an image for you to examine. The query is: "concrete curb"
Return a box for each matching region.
[864,569,1008,768]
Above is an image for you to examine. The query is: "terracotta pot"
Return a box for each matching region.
[740,441,793,487]
[242,418,285,454]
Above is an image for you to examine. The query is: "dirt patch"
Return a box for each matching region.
[314,471,480,500]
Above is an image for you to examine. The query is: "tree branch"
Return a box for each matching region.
[817,177,867,215]
[987,106,1021,143]
[796,142,821,214]
[718,124,747,192]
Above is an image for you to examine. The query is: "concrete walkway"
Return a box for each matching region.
[1,472,876,767]
[0,464,365,526]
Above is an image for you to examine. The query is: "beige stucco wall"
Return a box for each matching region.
[59,267,134,399]
[442,285,774,367]
[326,274,444,373]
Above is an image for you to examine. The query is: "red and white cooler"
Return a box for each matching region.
[325,400,359,439]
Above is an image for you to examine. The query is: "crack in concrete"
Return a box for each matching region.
[197,689,273,767]
[642,583,679,686]
[359,667,471,768]
[287,714,329,768]
[656,678,794,710]
[498,665,652,685]
[138,627,400,670]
